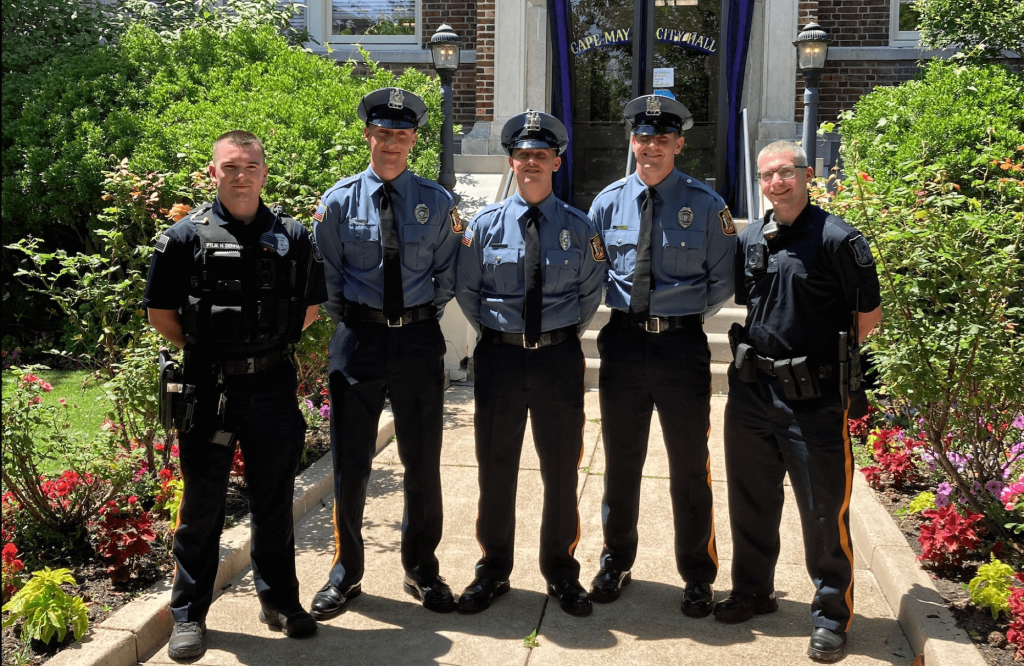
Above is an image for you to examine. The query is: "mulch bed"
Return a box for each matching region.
[2,422,332,665]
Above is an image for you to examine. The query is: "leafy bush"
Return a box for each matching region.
[1,543,25,603]
[968,554,1016,619]
[91,496,156,583]
[917,0,1024,60]
[917,504,983,570]
[1,567,88,646]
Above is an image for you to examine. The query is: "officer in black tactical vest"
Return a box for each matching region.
[143,130,328,661]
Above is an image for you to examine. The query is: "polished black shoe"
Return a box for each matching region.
[403,575,457,613]
[167,620,206,661]
[712,591,778,624]
[589,568,631,604]
[457,576,511,613]
[547,579,593,617]
[309,581,362,620]
[680,582,715,618]
[258,603,318,638]
[808,627,847,662]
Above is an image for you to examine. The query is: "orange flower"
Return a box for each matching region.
[858,171,874,182]
[168,203,192,221]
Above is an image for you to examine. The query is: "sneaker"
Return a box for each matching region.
[168,620,206,660]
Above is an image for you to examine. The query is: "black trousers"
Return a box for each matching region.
[723,364,855,633]
[472,334,586,584]
[596,322,718,584]
[171,362,306,623]
[325,317,446,587]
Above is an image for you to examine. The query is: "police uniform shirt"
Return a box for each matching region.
[313,166,459,323]
[143,197,328,315]
[589,169,736,318]
[455,191,606,333]
[734,203,881,360]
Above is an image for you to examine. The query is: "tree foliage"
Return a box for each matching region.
[917,0,1024,60]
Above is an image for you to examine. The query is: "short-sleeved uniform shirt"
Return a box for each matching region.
[455,192,607,334]
[734,203,881,360]
[313,166,459,325]
[589,169,737,317]
[143,198,328,354]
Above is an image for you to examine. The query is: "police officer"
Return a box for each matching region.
[144,130,327,660]
[310,88,461,617]
[718,140,882,662]
[454,110,606,616]
[587,94,736,617]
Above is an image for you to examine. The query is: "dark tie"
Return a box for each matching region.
[379,182,405,323]
[524,206,542,346]
[629,187,655,322]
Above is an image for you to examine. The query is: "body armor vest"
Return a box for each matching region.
[180,204,309,346]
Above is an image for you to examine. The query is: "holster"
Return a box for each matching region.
[733,343,757,383]
[773,356,821,400]
[158,350,196,433]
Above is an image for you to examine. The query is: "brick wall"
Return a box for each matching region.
[475,1,495,122]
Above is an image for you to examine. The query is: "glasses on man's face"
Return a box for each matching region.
[757,164,808,183]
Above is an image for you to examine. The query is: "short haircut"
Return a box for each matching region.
[757,140,807,167]
[212,130,266,164]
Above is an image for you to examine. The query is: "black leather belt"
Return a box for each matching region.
[484,326,575,349]
[343,301,438,327]
[220,349,288,375]
[610,309,703,333]
[754,354,833,379]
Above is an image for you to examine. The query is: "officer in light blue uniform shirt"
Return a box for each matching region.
[310,87,462,619]
[587,94,736,617]
[454,110,606,617]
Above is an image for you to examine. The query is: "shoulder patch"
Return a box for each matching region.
[461,227,474,247]
[718,207,736,236]
[154,235,170,253]
[590,233,608,262]
[450,206,464,234]
[313,204,326,223]
[850,235,874,267]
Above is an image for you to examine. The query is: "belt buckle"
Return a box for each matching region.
[387,317,403,328]
[523,338,539,349]
[246,357,255,373]
[646,317,662,334]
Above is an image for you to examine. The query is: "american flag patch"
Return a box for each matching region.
[313,204,326,222]
[461,227,474,247]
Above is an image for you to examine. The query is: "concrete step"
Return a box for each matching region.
[581,330,732,363]
[585,357,731,394]
[588,305,745,334]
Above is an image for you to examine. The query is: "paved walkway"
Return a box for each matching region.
[143,388,915,665]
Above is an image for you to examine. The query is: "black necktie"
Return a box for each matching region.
[379,182,405,323]
[524,206,542,346]
[629,187,655,322]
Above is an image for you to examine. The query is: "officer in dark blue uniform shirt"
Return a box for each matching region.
[587,94,736,617]
[454,110,606,616]
[144,130,327,660]
[716,140,881,663]
[310,88,462,617]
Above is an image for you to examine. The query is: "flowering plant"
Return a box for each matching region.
[917,504,983,570]
[91,496,157,582]
[2,543,25,603]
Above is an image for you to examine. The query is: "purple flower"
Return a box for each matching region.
[1013,414,1024,429]
[319,403,331,419]
[934,492,950,508]
[304,399,315,412]
[986,480,1005,498]
[936,481,952,496]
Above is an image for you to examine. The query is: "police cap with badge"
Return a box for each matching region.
[358,87,429,129]
[500,109,569,155]
[623,94,694,136]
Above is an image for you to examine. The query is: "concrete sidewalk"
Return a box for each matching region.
[142,388,918,666]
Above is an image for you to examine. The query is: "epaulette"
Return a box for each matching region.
[183,201,214,225]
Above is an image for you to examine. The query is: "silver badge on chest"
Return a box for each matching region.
[414,203,430,224]
[559,229,571,251]
[678,207,693,228]
[388,88,404,109]
[274,233,290,256]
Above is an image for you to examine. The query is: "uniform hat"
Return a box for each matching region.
[623,94,694,136]
[358,87,429,129]
[500,110,569,156]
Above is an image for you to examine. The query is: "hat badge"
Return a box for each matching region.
[645,95,662,116]
[525,110,541,132]
[388,88,405,110]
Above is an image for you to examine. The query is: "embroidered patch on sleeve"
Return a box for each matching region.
[450,206,464,234]
[719,207,736,236]
[313,204,326,223]
[590,233,608,262]
[850,235,874,267]
[462,227,474,247]
[154,235,170,253]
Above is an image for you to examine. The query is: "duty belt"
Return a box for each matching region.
[220,349,288,375]
[754,354,833,379]
[611,309,703,333]
[343,301,438,327]
[484,325,575,349]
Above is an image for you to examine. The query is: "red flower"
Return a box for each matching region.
[917,505,982,570]
[860,466,883,489]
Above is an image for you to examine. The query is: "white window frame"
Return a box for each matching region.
[890,0,921,46]
[306,0,422,46]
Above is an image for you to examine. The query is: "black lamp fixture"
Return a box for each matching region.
[429,24,462,195]
[793,22,831,170]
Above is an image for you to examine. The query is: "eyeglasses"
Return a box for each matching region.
[757,164,808,183]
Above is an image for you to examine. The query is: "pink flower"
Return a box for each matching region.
[38,381,53,392]
[59,398,67,404]
[30,396,42,405]
[127,495,138,505]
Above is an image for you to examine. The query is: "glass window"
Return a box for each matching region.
[331,1,417,40]
[891,0,920,45]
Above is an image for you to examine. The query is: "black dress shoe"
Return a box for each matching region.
[546,579,593,617]
[589,568,631,604]
[309,581,362,620]
[258,604,318,638]
[808,627,847,662]
[457,576,511,613]
[680,582,715,618]
[712,591,778,624]
[403,575,456,613]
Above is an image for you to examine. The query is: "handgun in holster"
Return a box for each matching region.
[729,323,757,383]
[159,350,197,434]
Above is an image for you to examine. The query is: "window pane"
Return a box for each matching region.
[898,0,920,32]
[332,1,416,36]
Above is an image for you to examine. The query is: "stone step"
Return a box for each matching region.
[581,330,732,363]
[585,357,731,394]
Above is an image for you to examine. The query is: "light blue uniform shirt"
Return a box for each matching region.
[589,169,736,317]
[314,166,459,324]
[456,192,607,333]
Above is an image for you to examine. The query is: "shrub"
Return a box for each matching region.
[917,504,983,570]
[91,496,156,583]
[968,554,1016,619]
[2,543,25,603]
[917,0,1024,60]
[1,567,89,646]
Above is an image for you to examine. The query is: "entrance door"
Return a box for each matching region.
[569,1,721,210]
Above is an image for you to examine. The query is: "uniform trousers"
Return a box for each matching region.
[171,361,306,623]
[472,334,586,584]
[723,364,855,633]
[596,321,718,584]
[326,317,447,587]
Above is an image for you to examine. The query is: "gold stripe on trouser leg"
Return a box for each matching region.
[838,403,856,631]
[330,500,343,567]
